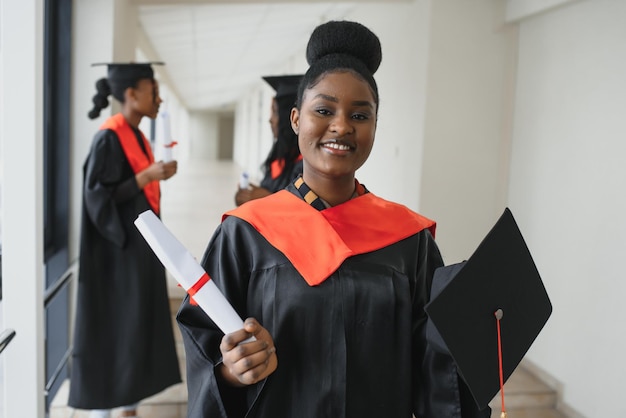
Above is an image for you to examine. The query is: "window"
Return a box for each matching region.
[43,0,72,412]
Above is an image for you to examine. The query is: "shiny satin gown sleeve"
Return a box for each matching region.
[176,221,250,418]
[413,233,491,418]
[82,129,143,248]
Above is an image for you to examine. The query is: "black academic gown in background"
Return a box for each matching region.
[68,128,181,409]
[177,184,488,418]
[259,158,303,193]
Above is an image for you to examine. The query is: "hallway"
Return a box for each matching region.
[50,157,242,418]
[49,157,566,418]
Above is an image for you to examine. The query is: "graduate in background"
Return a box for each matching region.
[69,63,181,418]
[234,74,303,206]
[177,21,488,417]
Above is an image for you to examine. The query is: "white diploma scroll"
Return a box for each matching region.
[134,210,251,337]
[159,110,177,162]
[239,172,249,189]
[162,141,177,163]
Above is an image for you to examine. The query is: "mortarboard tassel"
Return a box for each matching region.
[495,308,507,418]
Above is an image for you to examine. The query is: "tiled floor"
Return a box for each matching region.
[49,157,569,418]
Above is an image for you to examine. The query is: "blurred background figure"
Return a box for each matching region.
[235,74,303,206]
[68,62,181,418]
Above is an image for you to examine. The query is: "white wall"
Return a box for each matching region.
[505,0,579,22]
[0,1,46,417]
[189,111,219,160]
[416,0,518,264]
[508,0,626,416]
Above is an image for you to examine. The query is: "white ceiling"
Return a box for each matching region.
[136,1,363,111]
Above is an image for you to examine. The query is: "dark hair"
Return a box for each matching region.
[262,93,300,182]
[296,21,382,110]
[87,76,146,120]
[88,78,112,119]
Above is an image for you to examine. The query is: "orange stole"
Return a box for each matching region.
[223,190,436,286]
[100,113,160,214]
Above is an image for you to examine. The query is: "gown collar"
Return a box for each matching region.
[292,175,367,210]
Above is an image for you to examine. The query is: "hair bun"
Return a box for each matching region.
[306,20,382,75]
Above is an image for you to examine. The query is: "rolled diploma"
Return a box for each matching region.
[163,141,178,163]
[161,111,174,162]
[134,210,251,337]
[162,146,173,163]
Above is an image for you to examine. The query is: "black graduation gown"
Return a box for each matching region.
[68,128,181,409]
[177,184,488,418]
[259,159,303,193]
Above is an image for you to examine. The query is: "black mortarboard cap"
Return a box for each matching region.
[262,74,303,99]
[425,208,552,410]
[92,61,164,83]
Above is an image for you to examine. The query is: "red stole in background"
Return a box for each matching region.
[101,113,160,214]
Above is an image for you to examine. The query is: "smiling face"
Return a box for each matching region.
[291,71,377,184]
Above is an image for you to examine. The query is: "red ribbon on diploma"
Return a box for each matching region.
[187,272,210,306]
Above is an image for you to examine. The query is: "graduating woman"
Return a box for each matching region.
[234,75,303,206]
[178,21,490,418]
[69,63,181,418]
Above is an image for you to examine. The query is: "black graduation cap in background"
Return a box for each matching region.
[425,208,552,412]
[262,74,303,99]
[92,61,164,83]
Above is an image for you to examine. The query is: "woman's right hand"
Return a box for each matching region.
[218,317,278,387]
